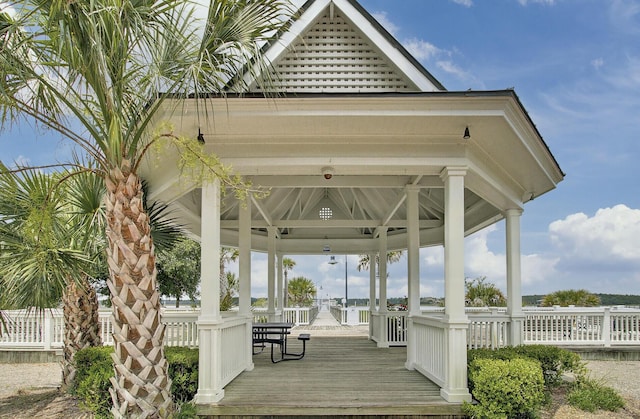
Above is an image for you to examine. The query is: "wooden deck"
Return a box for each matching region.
[198,336,464,418]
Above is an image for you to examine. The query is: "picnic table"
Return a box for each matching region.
[252,322,310,363]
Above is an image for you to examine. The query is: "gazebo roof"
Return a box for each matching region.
[141,0,564,254]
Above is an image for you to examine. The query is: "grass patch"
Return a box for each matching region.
[568,377,625,413]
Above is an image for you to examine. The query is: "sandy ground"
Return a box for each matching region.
[0,357,639,418]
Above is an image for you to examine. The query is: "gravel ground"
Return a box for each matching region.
[1,358,639,418]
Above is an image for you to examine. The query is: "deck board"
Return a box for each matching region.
[198,336,464,417]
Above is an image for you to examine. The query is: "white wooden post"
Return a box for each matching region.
[440,167,471,403]
[238,197,252,316]
[369,252,377,340]
[277,253,284,318]
[378,228,388,347]
[195,179,225,403]
[43,310,52,351]
[406,185,420,369]
[238,196,253,371]
[603,307,611,347]
[267,226,277,321]
[505,208,524,346]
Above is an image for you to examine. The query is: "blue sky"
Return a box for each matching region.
[1,0,639,301]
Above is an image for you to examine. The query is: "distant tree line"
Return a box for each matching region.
[523,293,640,307]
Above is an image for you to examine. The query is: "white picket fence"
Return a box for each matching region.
[1,306,638,351]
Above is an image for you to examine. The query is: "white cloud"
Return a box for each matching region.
[549,205,640,267]
[403,38,443,61]
[436,60,474,82]
[517,0,556,5]
[610,0,640,34]
[464,225,506,285]
[450,0,473,7]
[371,11,400,37]
[591,58,605,70]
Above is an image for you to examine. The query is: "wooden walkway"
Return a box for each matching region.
[198,336,464,418]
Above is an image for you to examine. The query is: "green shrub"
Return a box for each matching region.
[175,401,198,418]
[166,346,199,402]
[72,346,114,418]
[71,346,114,392]
[468,345,585,390]
[72,346,200,416]
[568,377,625,413]
[463,357,546,419]
[512,345,585,387]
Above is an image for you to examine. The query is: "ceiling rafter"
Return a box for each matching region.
[251,195,273,226]
[299,188,325,220]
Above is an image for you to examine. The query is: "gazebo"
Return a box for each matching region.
[141,0,564,406]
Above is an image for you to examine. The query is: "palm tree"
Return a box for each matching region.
[287,276,316,307]
[0,2,291,415]
[0,165,102,387]
[542,289,600,307]
[220,247,239,310]
[282,257,296,307]
[357,251,404,273]
[220,271,239,311]
[464,276,506,307]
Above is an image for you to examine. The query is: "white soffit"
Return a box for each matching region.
[249,0,443,93]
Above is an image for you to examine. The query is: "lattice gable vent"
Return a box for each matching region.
[253,8,418,93]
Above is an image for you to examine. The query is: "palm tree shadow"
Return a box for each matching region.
[0,387,86,418]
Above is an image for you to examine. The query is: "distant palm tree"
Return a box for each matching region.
[220,272,239,311]
[465,276,506,307]
[282,257,296,307]
[220,247,239,310]
[357,251,404,273]
[542,289,600,307]
[287,277,316,307]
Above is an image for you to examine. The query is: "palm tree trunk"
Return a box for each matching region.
[61,276,102,388]
[104,160,173,418]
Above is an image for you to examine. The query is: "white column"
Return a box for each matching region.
[267,226,277,321]
[378,228,388,313]
[199,180,222,319]
[439,167,471,403]
[441,167,467,323]
[369,253,377,310]
[405,185,420,370]
[238,197,252,316]
[505,208,524,346]
[195,179,224,403]
[406,185,421,316]
[377,228,389,348]
[277,253,284,318]
[369,252,377,340]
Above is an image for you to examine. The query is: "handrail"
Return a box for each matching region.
[1,306,638,351]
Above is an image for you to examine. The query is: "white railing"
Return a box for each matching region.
[331,306,372,325]
[0,309,64,349]
[522,306,640,347]
[370,311,408,346]
[219,317,251,388]
[412,315,447,387]
[251,306,319,325]
[466,309,510,349]
[330,305,345,324]
[2,306,639,351]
